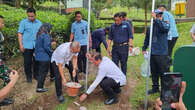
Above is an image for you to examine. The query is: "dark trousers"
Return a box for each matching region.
[150,55,170,90]
[95,47,101,53]
[168,37,178,57]
[37,61,50,88]
[65,61,78,83]
[100,77,120,99]
[52,62,78,97]
[50,63,55,79]
[112,45,129,75]
[78,45,87,73]
[23,49,39,81]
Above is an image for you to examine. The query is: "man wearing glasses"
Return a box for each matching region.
[51,41,80,103]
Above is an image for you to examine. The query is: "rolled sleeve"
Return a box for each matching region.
[71,23,75,33]
[18,21,25,34]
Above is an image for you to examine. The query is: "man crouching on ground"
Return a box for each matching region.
[79,52,126,105]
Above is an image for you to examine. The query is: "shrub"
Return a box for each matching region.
[0,5,106,57]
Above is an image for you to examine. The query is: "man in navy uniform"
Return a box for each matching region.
[107,13,133,75]
[142,9,170,94]
[91,27,110,53]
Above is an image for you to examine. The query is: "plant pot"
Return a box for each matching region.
[66,82,81,97]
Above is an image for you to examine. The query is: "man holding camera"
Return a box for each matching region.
[0,15,19,106]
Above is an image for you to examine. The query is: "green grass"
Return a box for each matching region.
[100,6,151,20]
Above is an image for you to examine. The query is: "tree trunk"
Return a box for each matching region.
[0,0,3,4]
[28,0,34,8]
[144,3,148,34]
[15,0,22,8]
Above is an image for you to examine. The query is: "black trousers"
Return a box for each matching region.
[112,45,129,75]
[95,47,101,53]
[50,63,55,79]
[100,77,121,99]
[65,61,78,83]
[37,61,50,88]
[168,37,178,57]
[150,55,170,90]
[78,45,87,73]
[52,62,78,97]
[23,49,39,81]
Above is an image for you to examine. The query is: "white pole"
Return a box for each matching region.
[144,0,155,109]
[85,0,91,91]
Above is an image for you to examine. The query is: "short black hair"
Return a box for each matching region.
[0,15,4,19]
[157,5,166,9]
[114,13,120,18]
[94,53,102,61]
[75,11,82,16]
[27,8,36,14]
[120,12,127,18]
[105,27,110,31]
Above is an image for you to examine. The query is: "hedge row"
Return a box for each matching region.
[0,5,105,57]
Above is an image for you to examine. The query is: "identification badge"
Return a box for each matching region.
[122,25,127,28]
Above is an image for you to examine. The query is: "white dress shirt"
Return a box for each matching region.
[51,42,78,66]
[86,56,126,95]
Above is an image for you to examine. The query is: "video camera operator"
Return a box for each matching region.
[0,15,19,106]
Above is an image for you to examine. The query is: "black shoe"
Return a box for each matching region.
[0,98,14,106]
[50,77,55,82]
[104,97,118,105]
[115,88,122,94]
[36,88,48,93]
[147,89,160,95]
[58,95,65,103]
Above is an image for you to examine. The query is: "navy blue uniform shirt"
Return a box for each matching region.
[92,28,107,49]
[109,21,133,44]
[142,19,170,55]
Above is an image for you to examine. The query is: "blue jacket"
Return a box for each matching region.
[142,19,170,55]
[92,28,107,49]
[35,33,53,61]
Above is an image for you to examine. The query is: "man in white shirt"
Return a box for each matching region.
[80,52,126,105]
[51,41,80,103]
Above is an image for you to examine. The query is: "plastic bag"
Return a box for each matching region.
[141,52,151,77]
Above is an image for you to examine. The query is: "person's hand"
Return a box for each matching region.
[155,81,187,110]
[51,41,56,46]
[155,98,162,110]
[151,12,156,19]
[62,78,67,86]
[86,53,91,58]
[80,93,87,102]
[129,47,133,53]
[142,51,147,55]
[107,48,112,56]
[19,45,24,53]
[72,69,76,78]
[9,70,19,84]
